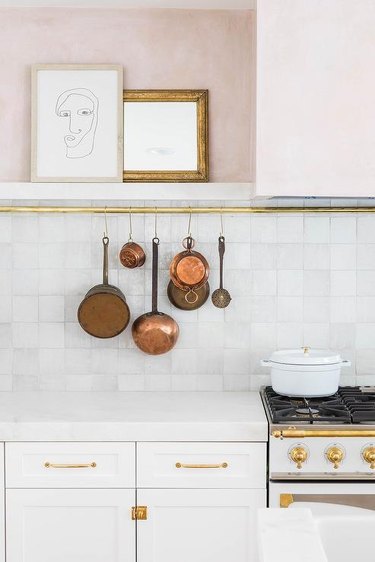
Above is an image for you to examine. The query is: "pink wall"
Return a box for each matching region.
[0,8,253,182]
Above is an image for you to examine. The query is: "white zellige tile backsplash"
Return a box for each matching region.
[2,198,375,392]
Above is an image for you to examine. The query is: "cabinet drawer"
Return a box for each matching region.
[5,442,135,488]
[137,442,266,489]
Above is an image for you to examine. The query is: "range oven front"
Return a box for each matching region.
[269,481,375,509]
[262,386,375,510]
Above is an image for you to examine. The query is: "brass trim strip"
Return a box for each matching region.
[280,494,294,508]
[1,206,375,214]
[175,462,228,469]
[273,429,375,438]
[44,462,97,469]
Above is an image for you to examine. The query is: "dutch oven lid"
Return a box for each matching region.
[269,347,342,366]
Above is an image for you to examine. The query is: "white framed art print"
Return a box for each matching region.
[31,64,123,182]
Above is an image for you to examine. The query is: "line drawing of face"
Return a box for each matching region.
[55,88,99,159]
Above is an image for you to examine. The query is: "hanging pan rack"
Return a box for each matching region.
[0,205,375,214]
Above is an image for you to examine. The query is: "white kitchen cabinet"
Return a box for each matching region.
[256,0,375,197]
[2,438,267,562]
[137,488,265,562]
[6,488,135,562]
[0,445,4,562]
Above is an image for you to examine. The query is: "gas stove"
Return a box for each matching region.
[261,386,375,482]
[263,386,375,425]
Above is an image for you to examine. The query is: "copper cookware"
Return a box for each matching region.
[119,211,146,268]
[167,280,210,311]
[170,236,209,294]
[119,241,146,269]
[132,238,179,355]
[78,236,130,338]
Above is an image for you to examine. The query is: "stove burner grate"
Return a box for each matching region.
[338,387,375,423]
[264,387,351,424]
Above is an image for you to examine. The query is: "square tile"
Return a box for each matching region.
[358,216,375,243]
[303,245,330,270]
[276,244,303,269]
[331,216,356,243]
[304,297,330,323]
[330,245,356,270]
[13,296,38,322]
[303,270,330,296]
[330,271,356,296]
[277,297,303,322]
[277,216,303,243]
[277,270,303,296]
[304,217,330,243]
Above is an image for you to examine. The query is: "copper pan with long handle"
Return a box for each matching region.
[78,236,130,338]
[132,237,179,355]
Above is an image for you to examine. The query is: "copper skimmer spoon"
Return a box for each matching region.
[211,236,232,308]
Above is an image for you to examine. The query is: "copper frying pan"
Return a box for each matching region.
[78,236,130,338]
[167,280,210,311]
[170,236,209,291]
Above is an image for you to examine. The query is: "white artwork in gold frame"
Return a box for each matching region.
[31,64,123,182]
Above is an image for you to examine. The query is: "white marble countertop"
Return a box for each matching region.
[0,392,268,442]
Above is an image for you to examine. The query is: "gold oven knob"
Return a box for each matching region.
[289,446,308,469]
[362,446,375,469]
[325,446,344,469]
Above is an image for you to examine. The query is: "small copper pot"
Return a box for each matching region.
[119,241,146,269]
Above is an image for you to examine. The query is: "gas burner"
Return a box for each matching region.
[295,407,319,415]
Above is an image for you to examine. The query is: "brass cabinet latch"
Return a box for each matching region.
[132,506,148,520]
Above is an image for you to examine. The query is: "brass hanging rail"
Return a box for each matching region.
[0,205,375,214]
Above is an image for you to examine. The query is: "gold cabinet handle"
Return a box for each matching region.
[132,506,148,520]
[175,462,228,469]
[44,462,97,469]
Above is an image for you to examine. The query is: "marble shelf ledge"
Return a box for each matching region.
[0,182,254,202]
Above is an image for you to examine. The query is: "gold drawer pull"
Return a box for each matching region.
[44,462,97,469]
[175,462,228,469]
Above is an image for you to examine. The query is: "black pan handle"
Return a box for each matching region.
[152,237,160,313]
[102,236,109,286]
[218,236,225,290]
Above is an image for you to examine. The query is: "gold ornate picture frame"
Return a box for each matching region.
[123,90,208,182]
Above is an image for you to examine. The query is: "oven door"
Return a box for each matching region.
[270,481,375,509]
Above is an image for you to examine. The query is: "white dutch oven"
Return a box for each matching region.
[260,347,351,397]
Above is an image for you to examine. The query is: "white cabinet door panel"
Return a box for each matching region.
[137,488,265,562]
[6,489,135,562]
[6,442,135,488]
[137,442,266,488]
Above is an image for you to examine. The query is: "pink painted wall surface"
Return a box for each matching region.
[0,8,253,182]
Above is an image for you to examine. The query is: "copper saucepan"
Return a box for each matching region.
[119,211,146,268]
[169,236,209,303]
[132,237,179,355]
[119,241,146,269]
[78,236,130,338]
